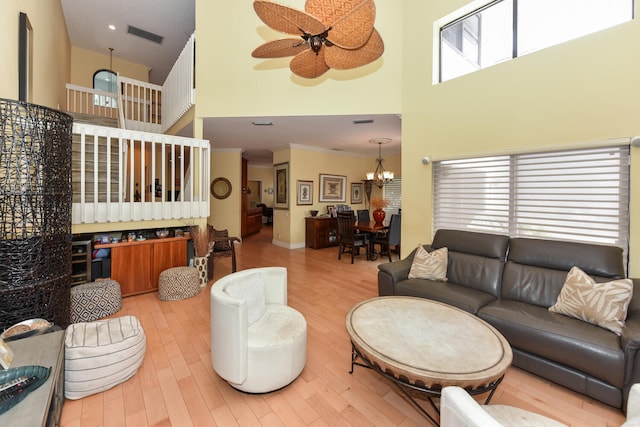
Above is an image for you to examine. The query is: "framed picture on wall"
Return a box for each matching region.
[273,162,289,209]
[319,174,346,203]
[351,182,364,204]
[297,180,313,205]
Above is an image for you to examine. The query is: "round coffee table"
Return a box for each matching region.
[346,296,512,424]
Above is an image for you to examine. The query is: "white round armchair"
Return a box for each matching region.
[210,267,307,393]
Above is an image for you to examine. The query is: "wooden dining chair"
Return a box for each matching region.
[207,226,241,279]
[336,212,370,263]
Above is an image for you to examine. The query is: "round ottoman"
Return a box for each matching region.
[64,315,146,400]
[70,280,122,323]
[158,266,200,301]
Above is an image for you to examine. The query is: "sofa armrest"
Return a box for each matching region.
[377,245,429,295]
[622,279,640,405]
[378,258,412,295]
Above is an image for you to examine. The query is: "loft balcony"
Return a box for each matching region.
[64,34,209,226]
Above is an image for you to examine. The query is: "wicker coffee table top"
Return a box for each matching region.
[346,296,512,391]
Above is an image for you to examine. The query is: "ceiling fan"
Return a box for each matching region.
[251,0,384,79]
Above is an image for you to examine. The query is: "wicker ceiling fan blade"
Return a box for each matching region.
[306,0,375,49]
[254,0,326,36]
[252,39,309,58]
[324,28,384,70]
[290,49,330,78]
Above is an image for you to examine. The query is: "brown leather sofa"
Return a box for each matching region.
[378,229,640,410]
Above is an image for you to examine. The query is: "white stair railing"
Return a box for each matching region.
[72,123,210,225]
[162,33,196,132]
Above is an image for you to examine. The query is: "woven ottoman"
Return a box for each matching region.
[158,266,200,301]
[64,315,146,400]
[70,280,122,323]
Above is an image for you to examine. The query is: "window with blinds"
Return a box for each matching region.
[433,146,630,263]
[383,178,402,215]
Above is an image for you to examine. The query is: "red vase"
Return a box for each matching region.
[372,209,386,226]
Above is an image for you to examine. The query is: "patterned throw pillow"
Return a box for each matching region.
[408,246,448,281]
[549,266,633,335]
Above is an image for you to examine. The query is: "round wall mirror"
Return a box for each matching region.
[211,177,232,199]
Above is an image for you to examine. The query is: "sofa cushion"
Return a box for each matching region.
[408,246,448,281]
[432,229,509,260]
[507,237,625,279]
[549,266,633,335]
[479,300,625,387]
[394,279,496,314]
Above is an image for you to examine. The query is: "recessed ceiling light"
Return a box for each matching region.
[252,121,273,126]
[108,24,116,31]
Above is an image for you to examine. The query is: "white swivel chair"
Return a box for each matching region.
[440,386,567,427]
[210,267,307,393]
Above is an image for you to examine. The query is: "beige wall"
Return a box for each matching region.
[70,46,150,87]
[271,146,400,248]
[194,0,402,118]
[210,149,242,237]
[0,0,70,108]
[402,0,640,274]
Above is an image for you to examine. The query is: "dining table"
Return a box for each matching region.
[355,221,388,260]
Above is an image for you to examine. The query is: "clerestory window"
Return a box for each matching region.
[437,0,634,83]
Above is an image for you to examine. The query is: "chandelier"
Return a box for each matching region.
[366,138,394,188]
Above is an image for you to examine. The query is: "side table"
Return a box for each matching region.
[0,330,65,427]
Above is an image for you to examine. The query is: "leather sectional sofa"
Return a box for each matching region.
[377,229,640,410]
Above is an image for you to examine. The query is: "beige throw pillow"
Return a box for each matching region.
[408,246,448,281]
[549,266,633,335]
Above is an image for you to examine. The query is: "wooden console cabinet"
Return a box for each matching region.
[305,217,338,249]
[243,208,263,237]
[0,330,65,427]
[95,237,188,296]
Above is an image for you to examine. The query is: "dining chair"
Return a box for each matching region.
[372,214,401,262]
[336,212,370,263]
[357,209,370,222]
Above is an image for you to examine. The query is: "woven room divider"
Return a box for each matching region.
[0,98,73,331]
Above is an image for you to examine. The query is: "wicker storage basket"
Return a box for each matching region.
[0,98,73,331]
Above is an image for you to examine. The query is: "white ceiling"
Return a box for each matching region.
[61,0,401,166]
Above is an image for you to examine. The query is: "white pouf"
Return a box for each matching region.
[64,315,146,400]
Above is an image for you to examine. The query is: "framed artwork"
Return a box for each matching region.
[319,174,346,203]
[273,162,289,209]
[296,180,313,205]
[351,182,364,204]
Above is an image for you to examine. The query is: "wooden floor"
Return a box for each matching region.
[60,226,626,427]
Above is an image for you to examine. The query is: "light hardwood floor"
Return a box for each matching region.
[60,226,626,426]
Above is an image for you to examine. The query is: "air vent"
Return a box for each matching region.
[353,119,374,124]
[127,25,164,44]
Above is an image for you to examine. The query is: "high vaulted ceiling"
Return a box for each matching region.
[61,0,401,166]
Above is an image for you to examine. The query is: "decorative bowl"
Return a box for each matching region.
[310,210,319,217]
[156,229,169,238]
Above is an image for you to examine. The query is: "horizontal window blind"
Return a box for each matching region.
[433,146,630,266]
[383,178,402,215]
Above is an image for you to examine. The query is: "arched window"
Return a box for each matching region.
[93,69,117,93]
[93,69,117,107]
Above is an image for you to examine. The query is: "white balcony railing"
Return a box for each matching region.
[66,33,196,133]
[72,123,210,225]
